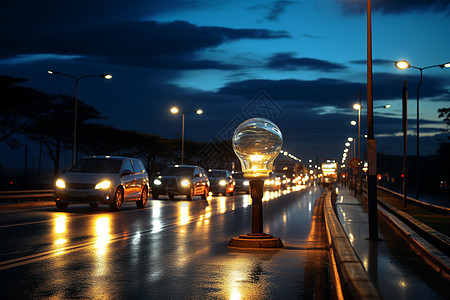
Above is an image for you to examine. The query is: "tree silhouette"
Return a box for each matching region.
[0,75,51,147]
[23,94,101,178]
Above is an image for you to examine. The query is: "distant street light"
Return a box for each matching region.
[395,60,449,199]
[353,98,362,196]
[47,70,112,166]
[353,103,390,163]
[170,107,203,164]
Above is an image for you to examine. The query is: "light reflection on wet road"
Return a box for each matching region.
[0,185,329,299]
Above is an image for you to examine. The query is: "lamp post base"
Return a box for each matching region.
[228,233,284,249]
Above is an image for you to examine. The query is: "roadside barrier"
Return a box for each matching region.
[377,185,450,214]
[0,190,54,203]
[323,189,382,300]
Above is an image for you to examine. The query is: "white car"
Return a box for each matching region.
[54,156,149,210]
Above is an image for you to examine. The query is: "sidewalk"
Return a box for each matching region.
[334,184,449,299]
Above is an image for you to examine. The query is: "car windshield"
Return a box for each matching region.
[161,166,194,177]
[208,170,228,178]
[70,158,123,173]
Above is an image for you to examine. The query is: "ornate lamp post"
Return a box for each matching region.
[47,70,112,166]
[228,118,283,248]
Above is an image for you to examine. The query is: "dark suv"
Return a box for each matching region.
[152,165,209,200]
[207,169,235,196]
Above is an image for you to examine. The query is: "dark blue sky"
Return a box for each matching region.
[1,0,449,169]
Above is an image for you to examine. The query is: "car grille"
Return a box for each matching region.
[168,179,178,189]
[67,183,96,189]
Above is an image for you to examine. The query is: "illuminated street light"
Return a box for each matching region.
[395,60,410,69]
[395,60,449,200]
[47,70,112,166]
[170,107,203,164]
[229,118,283,248]
[353,100,362,196]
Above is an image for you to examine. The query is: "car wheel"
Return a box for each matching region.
[136,187,148,209]
[186,188,194,201]
[89,203,99,209]
[201,187,208,200]
[227,191,234,196]
[168,193,175,200]
[110,187,124,210]
[55,201,68,210]
[152,192,159,200]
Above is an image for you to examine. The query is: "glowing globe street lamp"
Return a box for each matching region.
[228,118,283,249]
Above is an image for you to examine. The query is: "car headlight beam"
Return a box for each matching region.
[181,179,190,187]
[153,179,162,185]
[55,179,66,189]
[219,180,227,186]
[95,180,111,190]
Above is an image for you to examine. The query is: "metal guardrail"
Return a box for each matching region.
[358,181,450,215]
[0,190,54,203]
[359,183,450,259]
[377,185,450,214]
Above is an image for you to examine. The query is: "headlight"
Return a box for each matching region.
[55,179,65,189]
[153,179,162,185]
[181,179,190,187]
[219,180,227,186]
[243,180,249,186]
[95,180,111,190]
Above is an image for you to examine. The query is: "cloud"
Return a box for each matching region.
[247,1,297,21]
[217,78,364,108]
[267,52,347,71]
[0,20,290,70]
[216,72,450,110]
[301,34,322,39]
[337,0,450,14]
[349,59,394,66]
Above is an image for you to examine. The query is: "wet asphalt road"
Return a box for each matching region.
[0,185,329,299]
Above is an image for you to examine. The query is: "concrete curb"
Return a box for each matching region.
[378,204,450,280]
[323,190,382,300]
[377,196,450,256]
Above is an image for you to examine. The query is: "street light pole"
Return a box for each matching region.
[367,0,378,240]
[182,112,185,164]
[395,60,449,200]
[170,107,203,164]
[47,70,112,166]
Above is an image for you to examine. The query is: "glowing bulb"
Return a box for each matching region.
[232,118,282,179]
[395,60,410,70]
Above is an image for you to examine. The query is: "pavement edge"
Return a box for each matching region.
[323,189,382,300]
